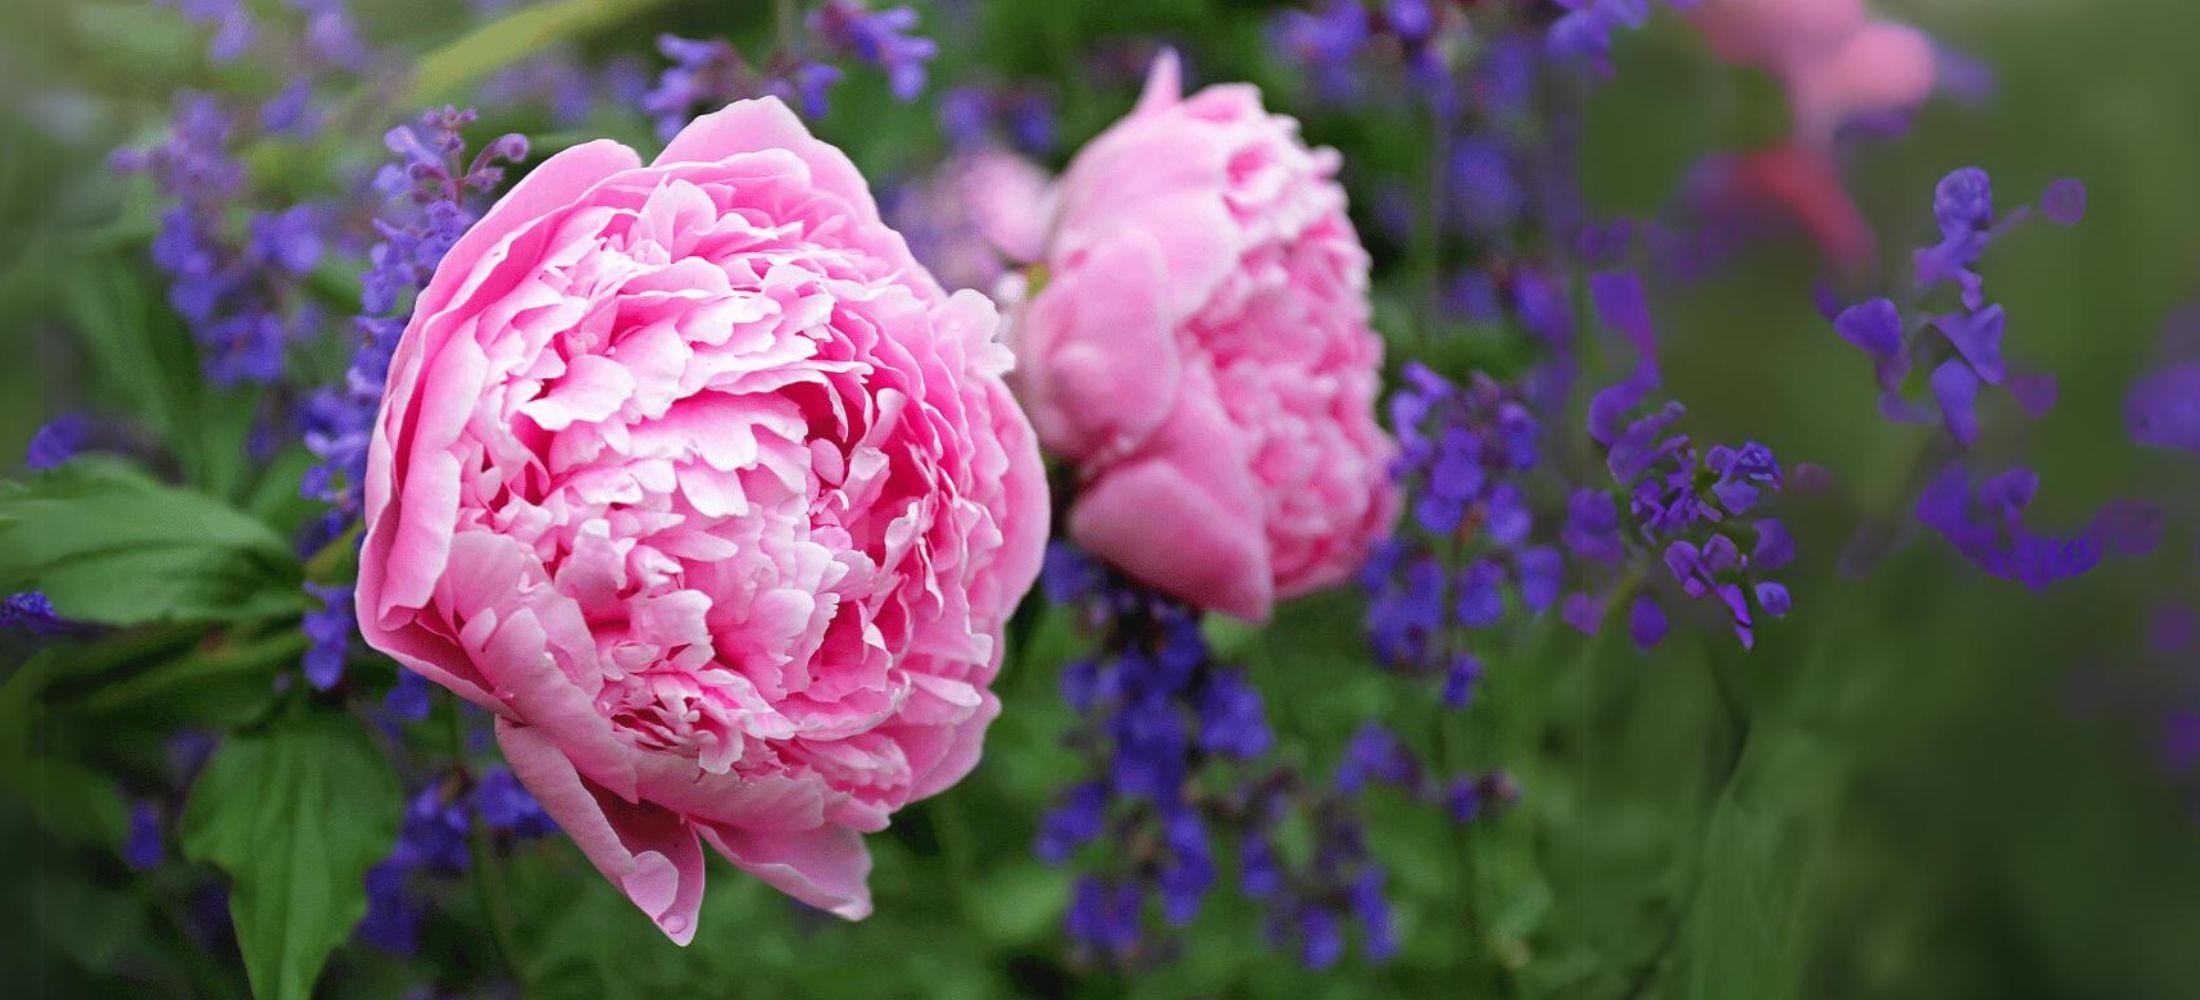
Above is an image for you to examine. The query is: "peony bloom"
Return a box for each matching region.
[1012,54,1396,622]
[1689,0,1938,263]
[356,98,1047,943]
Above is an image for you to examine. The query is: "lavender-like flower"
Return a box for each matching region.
[24,415,90,470]
[808,1,937,101]
[1579,271,1795,649]
[116,93,317,387]
[1365,362,1555,692]
[1043,543,1454,969]
[1040,543,1271,961]
[937,82,1057,155]
[359,765,555,954]
[1915,464,2159,591]
[296,107,526,692]
[1,592,67,634]
[642,34,844,138]
[1825,167,2158,585]
[1547,0,1700,75]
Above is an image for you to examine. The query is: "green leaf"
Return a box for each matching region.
[0,461,302,625]
[68,627,302,729]
[0,755,130,849]
[179,708,400,1000]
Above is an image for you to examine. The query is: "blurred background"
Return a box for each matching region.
[3,0,2198,997]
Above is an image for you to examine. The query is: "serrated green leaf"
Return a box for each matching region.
[180,708,400,1000]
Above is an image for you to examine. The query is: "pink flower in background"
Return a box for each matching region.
[1690,0,1939,263]
[356,98,1047,942]
[1013,53,1397,621]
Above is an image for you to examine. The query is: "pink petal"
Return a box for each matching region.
[498,721,707,944]
[699,822,874,920]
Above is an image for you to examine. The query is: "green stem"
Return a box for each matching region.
[446,694,531,995]
[776,0,800,52]
[1419,98,1453,346]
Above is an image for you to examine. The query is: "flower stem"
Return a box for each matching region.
[777,0,800,53]
[446,693,531,995]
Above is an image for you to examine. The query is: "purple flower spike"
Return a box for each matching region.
[1916,462,2148,590]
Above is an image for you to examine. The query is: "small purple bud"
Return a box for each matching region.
[2041,179,2087,226]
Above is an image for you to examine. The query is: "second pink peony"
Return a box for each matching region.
[1012,54,1398,622]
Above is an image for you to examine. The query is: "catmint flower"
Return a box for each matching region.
[808,1,937,101]
[300,584,352,691]
[1040,543,1293,957]
[1584,271,1794,649]
[122,801,165,870]
[1,592,66,634]
[1915,464,2159,591]
[159,0,255,62]
[25,415,90,470]
[1272,0,1369,103]
[1548,0,1696,74]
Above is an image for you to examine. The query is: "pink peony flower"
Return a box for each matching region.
[1690,0,1938,264]
[356,98,1048,943]
[1012,54,1397,622]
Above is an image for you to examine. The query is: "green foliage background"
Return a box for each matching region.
[2,0,2197,997]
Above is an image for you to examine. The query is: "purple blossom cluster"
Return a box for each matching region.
[1038,542,1275,962]
[1363,362,1552,704]
[360,766,556,955]
[1581,271,1794,649]
[119,2,370,387]
[1043,535,1526,969]
[157,0,367,72]
[1828,167,2159,587]
[643,1,936,138]
[1915,465,2158,592]
[296,107,528,694]
[1547,0,1701,74]
[808,1,938,101]
[937,81,1058,155]
[115,94,325,387]
[1272,0,1448,108]
[1831,169,2070,448]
